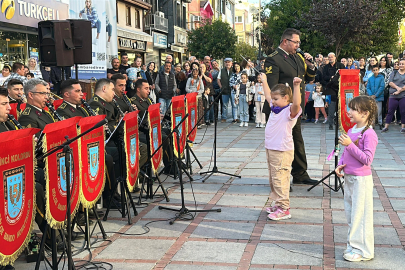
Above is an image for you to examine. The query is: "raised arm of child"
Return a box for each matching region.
[291,77,302,118]
[258,73,272,104]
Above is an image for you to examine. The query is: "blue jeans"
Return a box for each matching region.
[221,94,230,120]
[94,19,101,34]
[106,23,112,37]
[231,91,239,120]
[159,98,171,114]
[239,94,249,122]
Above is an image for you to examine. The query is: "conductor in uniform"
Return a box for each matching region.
[263,28,317,185]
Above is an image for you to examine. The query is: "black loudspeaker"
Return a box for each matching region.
[38,20,75,67]
[68,19,92,64]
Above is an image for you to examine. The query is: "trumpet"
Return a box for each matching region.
[48,92,62,103]
[45,101,63,121]
[8,114,23,129]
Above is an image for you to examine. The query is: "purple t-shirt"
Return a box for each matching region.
[265,104,302,151]
[338,125,378,176]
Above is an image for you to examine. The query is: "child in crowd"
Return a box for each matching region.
[305,80,316,122]
[253,75,266,128]
[312,83,327,124]
[366,65,385,129]
[235,73,253,127]
[26,73,34,80]
[335,95,378,262]
[258,73,302,220]
[202,87,211,125]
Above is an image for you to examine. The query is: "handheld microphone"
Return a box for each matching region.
[296,48,314,64]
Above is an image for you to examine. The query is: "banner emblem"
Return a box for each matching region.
[130,135,136,166]
[345,90,354,112]
[88,142,100,180]
[175,115,182,136]
[191,108,195,127]
[5,166,25,223]
[57,153,73,195]
[152,125,159,150]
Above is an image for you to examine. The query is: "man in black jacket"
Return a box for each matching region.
[263,28,317,185]
[155,62,177,114]
[321,53,345,130]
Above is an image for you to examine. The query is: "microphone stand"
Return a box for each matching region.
[158,114,221,224]
[35,119,107,270]
[199,88,241,182]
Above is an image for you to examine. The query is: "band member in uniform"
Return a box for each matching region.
[88,79,147,190]
[7,79,25,117]
[56,79,124,206]
[18,79,56,131]
[263,28,317,185]
[111,73,135,112]
[0,88,17,270]
[130,79,174,174]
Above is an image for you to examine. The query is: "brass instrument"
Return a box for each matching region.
[45,101,63,121]
[8,114,22,129]
[48,92,62,103]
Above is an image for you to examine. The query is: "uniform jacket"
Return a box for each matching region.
[0,120,17,133]
[130,94,152,129]
[18,104,56,130]
[56,101,89,119]
[88,95,119,133]
[263,47,316,114]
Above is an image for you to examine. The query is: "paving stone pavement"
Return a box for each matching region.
[13,119,405,270]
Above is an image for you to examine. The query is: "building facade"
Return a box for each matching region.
[116,0,153,64]
[235,1,260,47]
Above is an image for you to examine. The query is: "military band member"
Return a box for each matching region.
[57,79,125,205]
[131,79,174,174]
[111,73,136,113]
[7,79,25,118]
[18,79,56,131]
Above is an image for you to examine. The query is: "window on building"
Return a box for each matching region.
[135,9,140,28]
[182,5,187,29]
[176,2,181,27]
[235,16,242,23]
[237,36,244,44]
[126,6,131,26]
[221,0,226,14]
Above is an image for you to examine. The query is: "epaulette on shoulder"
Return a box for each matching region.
[269,51,278,57]
[130,96,137,102]
[59,103,67,109]
[22,107,31,116]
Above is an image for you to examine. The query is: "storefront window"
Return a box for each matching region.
[0,31,27,68]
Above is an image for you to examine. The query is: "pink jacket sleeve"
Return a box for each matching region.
[344,130,378,166]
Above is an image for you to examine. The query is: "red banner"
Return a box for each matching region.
[186,92,198,143]
[43,117,81,229]
[171,95,187,158]
[339,69,360,133]
[0,128,39,266]
[148,104,162,173]
[78,115,105,208]
[123,111,140,192]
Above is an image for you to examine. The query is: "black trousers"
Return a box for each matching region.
[305,101,315,120]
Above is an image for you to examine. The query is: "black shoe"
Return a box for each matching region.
[2,265,15,270]
[231,119,237,123]
[133,187,141,193]
[329,126,333,130]
[379,124,383,130]
[293,178,319,185]
[205,121,211,126]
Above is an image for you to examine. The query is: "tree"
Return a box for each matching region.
[303,0,385,58]
[188,19,237,60]
[233,42,258,64]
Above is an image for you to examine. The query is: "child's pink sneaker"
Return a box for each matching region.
[267,208,291,220]
[266,205,279,214]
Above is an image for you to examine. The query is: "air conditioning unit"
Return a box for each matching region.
[192,16,201,22]
[155,11,165,18]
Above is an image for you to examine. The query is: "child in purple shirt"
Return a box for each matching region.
[258,74,302,221]
[335,96,378,262]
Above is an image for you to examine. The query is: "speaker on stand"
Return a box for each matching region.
[68,19,92,80]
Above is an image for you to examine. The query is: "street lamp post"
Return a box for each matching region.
[257,0,262,64]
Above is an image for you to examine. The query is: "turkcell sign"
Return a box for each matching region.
[0,0,69,27]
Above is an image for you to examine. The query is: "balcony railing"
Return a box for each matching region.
[145,14,168,33]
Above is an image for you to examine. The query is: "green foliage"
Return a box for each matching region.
[233,42,258,64]
[261,0,405,58]
[188,19,237,60]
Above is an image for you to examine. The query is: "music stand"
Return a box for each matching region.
[199,89,241,182]
[158,114,221,224]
